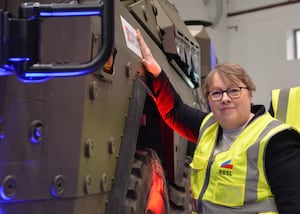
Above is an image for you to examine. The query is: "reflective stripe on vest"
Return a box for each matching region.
[190,113,290,214]
[272,87,300,132]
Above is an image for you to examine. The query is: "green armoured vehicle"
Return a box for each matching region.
[0,0,210,213]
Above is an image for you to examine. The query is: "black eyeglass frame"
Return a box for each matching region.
[207,87,249,102]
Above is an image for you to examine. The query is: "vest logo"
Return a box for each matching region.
[219,160,233,176]
[220,160,233,169]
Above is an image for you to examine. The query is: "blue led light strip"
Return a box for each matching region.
[8,57,30,62]
[24,70,89,77]
[39,11,101,17]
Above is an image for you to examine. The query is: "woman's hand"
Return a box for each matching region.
[136,29,162,77]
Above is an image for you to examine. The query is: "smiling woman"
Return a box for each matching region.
[136,30,300,214]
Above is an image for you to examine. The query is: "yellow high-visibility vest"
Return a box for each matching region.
[271,86,300,132]
[190,113,290,214]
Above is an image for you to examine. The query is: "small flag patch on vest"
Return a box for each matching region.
[220,160,233,169]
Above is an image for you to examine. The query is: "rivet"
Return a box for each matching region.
[29,120,44,144]
[0,175,17,200]
[100,173,108,192]
[108,136,115,154]
[85,138,94,158]
[51,175,65,197]
[142,5,148,21]
[126,62,132,77]
[84,174,93,194]
[89,81,99,100]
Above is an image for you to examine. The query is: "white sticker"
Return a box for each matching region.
[120,16,142,58]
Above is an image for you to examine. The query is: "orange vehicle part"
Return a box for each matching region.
[145,160,167,214]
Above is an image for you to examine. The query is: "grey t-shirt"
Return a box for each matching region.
[214,125,245,156]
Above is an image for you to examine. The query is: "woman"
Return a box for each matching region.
[136,29,300,213]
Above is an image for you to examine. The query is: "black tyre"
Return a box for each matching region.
[124,148,192,214]
[124,148,171,214]
[168,156,192,214]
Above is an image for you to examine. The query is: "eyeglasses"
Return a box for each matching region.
[207,87,248,102]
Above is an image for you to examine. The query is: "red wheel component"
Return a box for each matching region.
[124,148,192,214]
[145,159,167,214]
[124,148,170,214]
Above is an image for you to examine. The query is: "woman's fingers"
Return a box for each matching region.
[136,29,161,77]
[136,29,152,59]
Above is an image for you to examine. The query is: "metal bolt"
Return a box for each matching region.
[84,174,93,194]
[85,138,94,158]
[126,62,132,77]
[100,173,108,192]
[142,5,148,21]
[1,175,17,200]
[89,81,99,100]
[151,3,158,16]
[51,175,65,197]
[108,136,115,154]
[29,120,44,144]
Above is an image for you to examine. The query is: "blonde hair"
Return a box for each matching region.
[203,63,256,100]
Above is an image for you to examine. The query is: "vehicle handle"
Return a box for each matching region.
[2,0,114,82]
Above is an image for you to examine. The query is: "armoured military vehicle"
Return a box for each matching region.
[0,0,209,213]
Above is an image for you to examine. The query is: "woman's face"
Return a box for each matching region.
[208,72,253,130]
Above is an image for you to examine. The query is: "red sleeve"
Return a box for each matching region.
[151,71,207,143]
